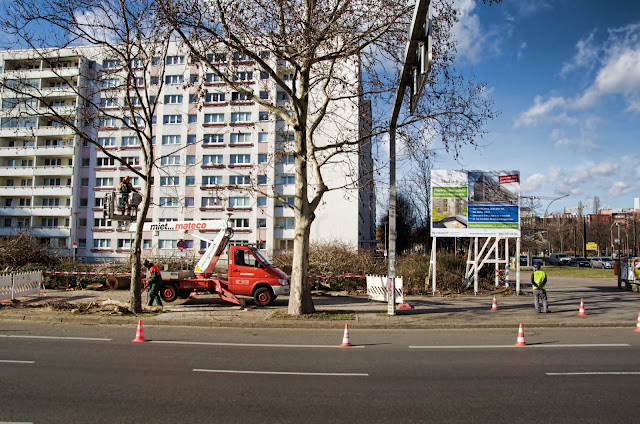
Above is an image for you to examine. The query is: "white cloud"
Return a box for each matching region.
[513,95,568,127]
[591,160,618,176]
[516,42,527,60]
[521,173,546,192]
[560,30,598,77]
[608,181,633,198]
[451,0,503,64]
[73,8,120,45]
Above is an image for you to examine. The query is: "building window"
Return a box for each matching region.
[100,97,118,107]
[232,71,253,81]
[187,134,197,144]
[95,177,113,187]
[258,132,268,143]
[204,113,224,124]
[201,197,222,207]
[80,178,89,187]
[121,136,139,146]
[165,75,184,85]
[98,137,116,147]
[93,239,111,248]
[229,175,250,186]
[79,198,88,207]
[260,71,269,80]
[258,154,268,164]
[257,218,267,228]
[163,114,182,124]
[279,239,294,250]
[160,156,180,165]
[96,157,114,167]
[159,197,179,207]
[230,133,251,144]
[117,239,132,249]
[259,112,269,121]
[229,197,250,208]
[166,56,185,65]
[257,197,267,207]
[185,197,194,207]
[162,135,181,145]
[202,175,222,186]
[164,94,183,104]
[205,93,225,103]
[203,155,223,165]
[280,174,295,185]
[257,175,267,185]
[205,73,221,83]
[231,112,251,123]
[143,239,152,249]
[231,218,249,228]
[203,134,224,145]
[259,91,269,100]
[280,154,295,164]
[276,218,295,229]
[158,240,178,249]
[160,176,179,186]
[231,92,248,101]
[188,114,197,123]
[186,176,195,186]
[230,154,250,165]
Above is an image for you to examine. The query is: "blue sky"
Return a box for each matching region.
[431,0,640,214]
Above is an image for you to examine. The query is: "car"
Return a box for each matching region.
[590,257,615,269]
[519,255,528,265]
[570,257,591,267]
[532,257,544,267]
[549,253,572,266]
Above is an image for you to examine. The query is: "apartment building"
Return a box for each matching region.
[0,44,375,262]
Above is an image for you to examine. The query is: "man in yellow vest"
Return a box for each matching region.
[531,263,549,313]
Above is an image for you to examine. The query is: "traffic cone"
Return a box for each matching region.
[42,283,47,297]
[578,299,588,316]
[491,296,499,311]
[634,312,640,333]
[340,324,353,347]
[132,320,146,342]
[514,323,527,346]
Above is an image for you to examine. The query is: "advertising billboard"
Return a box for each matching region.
[431,170,520,237]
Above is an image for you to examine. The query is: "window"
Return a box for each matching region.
[277,196,295,207]
[100,97,118,107]
[258,154,268,164]
[43,198,60,207]
[276,218,295,229]
[95,177,113,187]
[280,174,295,185]
[187,134,197,144]
[202,175,222,186]
[161,156,180,165]
[279,239,294,250]
[143,239,152,249]
[233,52,247,61]
[163,114,182,124]
[257,218,267,228]
[123,156,139,166]
[190,74,198,83]
[96,157,115,167]
[188,114,197,123]
[231,112,251,123]
[102,59,120,69]
[79,198,88,207]
[259,112,269,121]
[257,197,267,207]
[21,179,32,187]
[203,155,223,165]
[159,197,179,207]
[80,178,89,187]
[189,94,198,104]
[257,175,267,185]
[150,76,159,85]
[204,113,224,124]
[94,218,109,227]
[94,198,105,208]
[230,154,251,165]
[208,53,227,63]
[229,197,250,208]
[165,75,184,85]
[203,134,224,145]
[185,197,194,207]
[230,133,251,144]
[186,176,195,186]
[231,92,248,101]
[205,93,225,103]
[166,56,185,65]
[101,78,119,89]
[280,154,295,164]
[93,239,111,248]
[186,155,196,165]
[258,132,268,143]
[44,158,62,166]
[232,71,253,81]
[201,197,222,207]
[43,178,60,186]
[164,95,183,104]
[231,218,249,228]
[81,158,90,167]
[260,71,269,80]
[121,136,139,146]
[100,117,119,128]
[229,175,250,186]
[128,96,141,106]
[205,73,221,83]
[160,176,179,186]
[117,239,132,249]
[162,135,181,145]
[158,240,178,249]
[259,91,269,100]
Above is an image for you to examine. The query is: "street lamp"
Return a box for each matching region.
[543,194,568,255]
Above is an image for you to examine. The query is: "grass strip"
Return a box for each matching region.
[270,310,355,321]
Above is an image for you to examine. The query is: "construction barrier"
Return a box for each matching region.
[366,275,404,304]
[0,271,43,302]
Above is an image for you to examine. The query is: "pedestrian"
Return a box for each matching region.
[144,259,163,307]
[531,262,549,313]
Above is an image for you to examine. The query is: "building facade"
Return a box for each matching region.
[0,44,375,262]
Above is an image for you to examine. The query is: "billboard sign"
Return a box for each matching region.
[431,170,520,237]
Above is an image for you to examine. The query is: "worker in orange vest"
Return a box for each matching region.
[144,259,163,307]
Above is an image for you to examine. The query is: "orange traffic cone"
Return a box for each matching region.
[577,299,588,316]
[514,323,527,346]
[132,320,146,342]
[634,312,640,333]
[491,296,499,311]
[340,324,353,347]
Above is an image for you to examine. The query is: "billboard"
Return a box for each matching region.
[431,170,520,237]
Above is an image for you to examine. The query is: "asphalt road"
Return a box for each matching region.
[1,323,640,423]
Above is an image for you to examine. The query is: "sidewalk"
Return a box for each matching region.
[1,276,638,329]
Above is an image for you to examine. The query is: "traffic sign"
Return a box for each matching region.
[72,241,78,248]
[177,239,186,251]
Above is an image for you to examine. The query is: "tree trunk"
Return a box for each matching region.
[129,164,153,313]
[288,212,316,315]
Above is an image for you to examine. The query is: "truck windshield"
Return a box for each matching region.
[251,248,272,266]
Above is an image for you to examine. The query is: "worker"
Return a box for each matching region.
[531,262,549,313]
[144,259,163,307]
[117,176,138,214]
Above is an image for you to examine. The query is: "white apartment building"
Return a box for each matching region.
[0,44,375,262]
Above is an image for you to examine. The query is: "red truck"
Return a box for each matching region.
[141,219,289,307]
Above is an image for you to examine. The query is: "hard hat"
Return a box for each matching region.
[143,259,151,267]
[534,263,541,270]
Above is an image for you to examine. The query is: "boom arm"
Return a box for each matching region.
[141,219,234,275]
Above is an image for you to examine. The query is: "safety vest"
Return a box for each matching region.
[148,264,162,283]
[533,270,547,290]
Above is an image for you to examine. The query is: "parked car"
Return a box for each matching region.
[549,253,572,266]
[570,257,591,267]
[590,257,615,269]
[520,255,528,265]
[532,257,544,267]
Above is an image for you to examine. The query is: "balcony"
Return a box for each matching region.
[34,125,75,137]
[0,185,72,196]
[33,165,74,176]
[0,206,71,217]
[31,226,71,238]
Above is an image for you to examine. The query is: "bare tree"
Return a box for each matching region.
[1,0,174,312]
[155,0,498,314]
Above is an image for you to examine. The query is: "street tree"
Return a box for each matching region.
[157,0,498,314]
[0,0,174,313]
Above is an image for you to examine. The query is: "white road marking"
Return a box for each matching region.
[0,422,34,424]
[151,340,364,348]
[547,372,640,376]
[194,369,368,377]
[0,335,111,341]
[0,360,35,364]
[409,343,631,349]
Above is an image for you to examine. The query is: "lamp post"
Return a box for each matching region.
[543,195,568,255]
[72,211,79,262]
